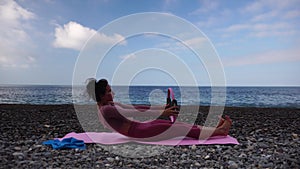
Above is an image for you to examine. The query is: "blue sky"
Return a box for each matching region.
[0,0,299,86]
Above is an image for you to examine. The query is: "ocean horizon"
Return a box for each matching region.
[0,85,299,108]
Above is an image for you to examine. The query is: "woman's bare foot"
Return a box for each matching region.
[215,116,232,136]
[197,116,232,139]
[217,116,225,128]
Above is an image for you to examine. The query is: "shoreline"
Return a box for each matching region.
[1,104,299,168]
[1,103,299,109]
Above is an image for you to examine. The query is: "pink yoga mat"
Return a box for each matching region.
[59,132,239,146]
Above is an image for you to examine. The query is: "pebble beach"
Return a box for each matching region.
[1,104,299,168]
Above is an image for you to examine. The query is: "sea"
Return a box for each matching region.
[0,85,299,108]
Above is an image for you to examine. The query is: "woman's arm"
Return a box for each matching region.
[114,104,179,118]
[113,103,160,117]
[113,102,165,111]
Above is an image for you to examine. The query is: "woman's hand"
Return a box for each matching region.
[107,101,115,106]
[161,106,179,117]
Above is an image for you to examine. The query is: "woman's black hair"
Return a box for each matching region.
[86,78,108,102]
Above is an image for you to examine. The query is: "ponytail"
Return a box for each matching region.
[86,78,108,102]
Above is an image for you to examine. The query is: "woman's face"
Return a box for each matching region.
[102,84,114,102]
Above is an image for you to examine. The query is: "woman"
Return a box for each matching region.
[86,78,232,141]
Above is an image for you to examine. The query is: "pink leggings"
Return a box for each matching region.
[127,119,201,140]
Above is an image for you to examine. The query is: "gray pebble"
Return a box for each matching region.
[33,145,42,149]
[258,142,269,148]
[238,153,247,158]
[204,155,210,160]
[180,153,187,158]
[260,162,274,168]
[43,152,51,158]
[228,160,238,169]
[14,147,21,151]
[194,162,201,166]
[106,157,114,163]
[13,152,24,157]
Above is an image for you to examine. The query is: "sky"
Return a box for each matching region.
[0,0,299,86]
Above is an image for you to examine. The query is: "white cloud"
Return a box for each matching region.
[242,0,300,14]
[182,37,207,46]
[220,21,299,38]
[119,53,137,60]
[217,0,300,39]
[196,16,219,28]
[194,7,233,29]
[223,24,250,32]
[53,21,126,51]
[284,10,300,19]
[53,21,96,50]
[190,0,219,15]
[223,47,300,67]
[155,36,207,52]
[0,0,35,26]
[0,0,36,69]
[222,22,297,38]
[242,0,264,13]
[242,0,300,21]
[162,0,178,11]
[225,22,292,32]
[251,11,279,22]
